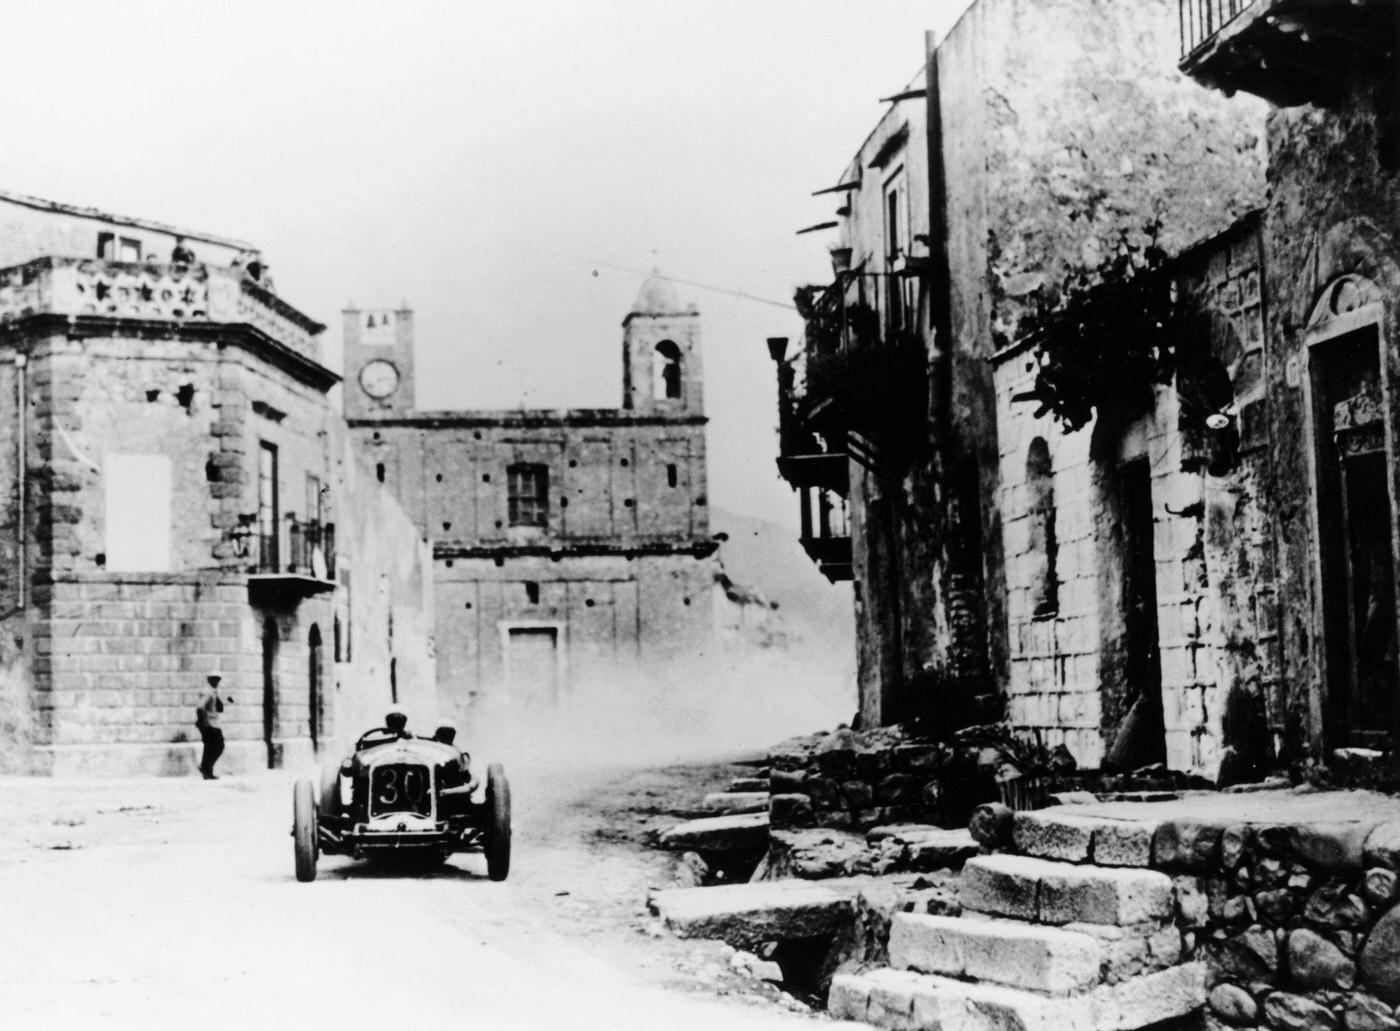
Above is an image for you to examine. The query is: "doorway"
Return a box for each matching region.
[1105,456,1167,769]
[506,626,559,706]
[262,618,279,768]
[308,624,323,753]
[1311,325,1398,746]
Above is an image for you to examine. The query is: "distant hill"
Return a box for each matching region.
[710,506,855,659]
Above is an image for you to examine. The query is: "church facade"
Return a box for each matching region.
[344,276,718,720]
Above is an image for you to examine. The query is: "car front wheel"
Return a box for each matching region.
[293,778,318,883]
[485,763,511,882]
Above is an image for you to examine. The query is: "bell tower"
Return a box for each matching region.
[621,271,703,416]
[343,304,416,419]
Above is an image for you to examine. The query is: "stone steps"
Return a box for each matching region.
[959,853,1174,926]
[1012,810,1157,867]
[830,962,1206,1031]
[701,791,769,814]
[657,810,769,852]
[889,913,1105,995]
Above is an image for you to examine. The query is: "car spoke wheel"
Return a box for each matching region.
[485,763,511,882]
[293,778,318,883]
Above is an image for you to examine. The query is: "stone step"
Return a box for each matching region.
[960,853,1174,926]
[657,811,768,852]
[1011,809,1158,867]
[648,879,854,951]
[701,791,769,814]
[830,962,1206,1031]
[888,912,1104,995]
[729,776,769,793]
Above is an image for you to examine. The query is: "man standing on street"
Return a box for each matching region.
[195,672,230,780]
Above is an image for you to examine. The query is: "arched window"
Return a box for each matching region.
[654,340,682,400]
[1026,438,1058,618]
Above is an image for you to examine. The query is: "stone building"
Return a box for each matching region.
[345,275,718,718]
[1176,0,1400,765]
[770,0,1288,783]
[775,0,1266,762]
[0,191,436,775]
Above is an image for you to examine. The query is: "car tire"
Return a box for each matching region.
[485,763,511,882]
[294,778,318,883]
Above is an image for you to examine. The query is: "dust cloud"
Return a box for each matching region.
[426,648,855,778]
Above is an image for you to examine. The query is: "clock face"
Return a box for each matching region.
[359,359,400,400]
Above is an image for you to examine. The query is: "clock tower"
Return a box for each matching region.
[343,304,416,418]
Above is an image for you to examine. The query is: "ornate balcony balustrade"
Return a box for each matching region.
[248,518,336,604]
[0,257,325,364]
[1179,0,1395,106]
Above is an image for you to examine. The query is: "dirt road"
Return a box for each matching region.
[0,760,846,1030]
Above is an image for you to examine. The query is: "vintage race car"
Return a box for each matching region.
[291,726,510,883]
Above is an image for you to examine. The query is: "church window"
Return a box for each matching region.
[507,463,549,527]
[654,340,682,400]
[667,463,678,488]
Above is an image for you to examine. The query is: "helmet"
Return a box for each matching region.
[384,711,408,733]
[433,721,457,746]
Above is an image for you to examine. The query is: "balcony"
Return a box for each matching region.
[798,488,852,584]
[1179,0,1395,106]
[246,518,337,604]
[787,277,928,469]
[0,257,327,371]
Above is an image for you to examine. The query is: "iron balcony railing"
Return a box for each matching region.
[1180,0,1257,57]
[257,519,336,579]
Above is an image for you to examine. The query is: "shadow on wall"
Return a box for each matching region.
[459,648,857,777]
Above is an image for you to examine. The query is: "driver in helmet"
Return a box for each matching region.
[431,719,477,800]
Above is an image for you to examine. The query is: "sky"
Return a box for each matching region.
[0,0,972,526]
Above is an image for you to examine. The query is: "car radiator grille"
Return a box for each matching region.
[369,763,433,818]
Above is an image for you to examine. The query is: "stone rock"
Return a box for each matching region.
[1221,824,1252,869]
[1153,819,1222,870]
[1255,887,1298,923]
[648,880,854,952]
[891,744,941,773]
[1210,928,1279,983]
[1288,927,1356,990]
[1305,883,1370,930]
[769,769,807,794]
[969,802,1014,850]
[658,811,769,852]
[1360,903,1400,1003]
[1175,875,1210,927]
[1366,823,1400,871]
[1366,868,1400,907]
[840,780,873,809]
[1208,983,1258,1025]
[1290,823,1371,874]
[1263,991,1339,1031]
[1090,961,1208,1031]
[675,850,710,887]
[876,773,917,805]
[1346,992,1400,1031]
[769,793,815,827]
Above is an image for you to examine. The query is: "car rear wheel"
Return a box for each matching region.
[485,763,511,882]
[293,778,318,883]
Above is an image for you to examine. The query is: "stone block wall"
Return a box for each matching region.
[434,551,714,715]
[357,417,708,547]
[989,224,1276,780]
